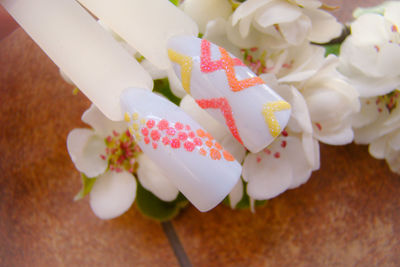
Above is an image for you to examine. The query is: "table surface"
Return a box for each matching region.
[1,0,399,266]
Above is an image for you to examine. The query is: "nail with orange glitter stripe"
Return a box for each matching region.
[120,87,241,212]
[167,36,291,153]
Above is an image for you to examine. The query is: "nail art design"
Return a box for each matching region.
[200,39,264,91]
[121,88,241,212]
[167,36,291,153]
[195,97,243,145]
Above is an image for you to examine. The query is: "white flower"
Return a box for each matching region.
[228,0,342,49]
[180,0,233,34]
[299,55,360,145]
[338,1,400,97]
[352,90,400,174]
[338,2,400,174]
[67,105,179,219]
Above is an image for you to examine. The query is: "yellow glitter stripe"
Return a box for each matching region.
[262,101,291,137]
[124,112,131,122]
[132,112,139,121]
[167,49,193,94]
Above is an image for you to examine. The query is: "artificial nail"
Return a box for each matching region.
[167,35,291,153]
[120,88,242,212]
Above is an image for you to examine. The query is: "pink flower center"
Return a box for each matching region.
[102,130,141,173]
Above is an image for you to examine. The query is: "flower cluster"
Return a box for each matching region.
[65,0,399,220]
[338,1,400,174]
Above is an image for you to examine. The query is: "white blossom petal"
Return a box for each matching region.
[304,8,342,43]
[90,171,137,220]
[181,0,232,34]
[167,69,187,98]
[278,15,311,46]
[243,151,293,200]
[67,128,107,178]
[254,1,301,28]
[369,136,387,159]
[385,2,400,27]
[82,105,127,136]
[137,154,179,202]
[351,14,389,45]
[232,0,273,25]
[204,18,242,57]
[229,179,244,209]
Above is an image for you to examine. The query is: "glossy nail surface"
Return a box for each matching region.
[167,35,291,153]
[121,88,242,212]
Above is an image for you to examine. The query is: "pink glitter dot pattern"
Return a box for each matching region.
[178,132,188,141]
[151,129,161,141]
[158,119,169,130]
[141,128,149,136]
[152,142,158,149]
[146,119,155,129]
[131,115,237,162]
[167,127,176,136]
[162,136,170,145]
[175,122,184,130]
[193,137,202,146]
[171,139,181,149]
[184,141,195,152]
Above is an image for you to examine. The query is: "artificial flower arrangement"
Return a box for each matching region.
[6,0,398,221]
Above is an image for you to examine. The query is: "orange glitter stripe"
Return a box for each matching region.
[200,39,264,92]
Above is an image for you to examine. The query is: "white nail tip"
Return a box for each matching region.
[167,35,291,153]
[120,88,242,212]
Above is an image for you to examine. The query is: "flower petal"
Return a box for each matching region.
[229,179,243,209]
[243,151,293,199]
[137,154,179,202]
[232,0,272,25]
[82,104,128,136]
[181,0,232,34]
[304,8,342,43]
[204,18,242,57]
[278,15,311,46]
[89,171,137,220]
[385,2,400,27]
[369,136,387,159]
[67,128,107,178]
[254,1,302,28]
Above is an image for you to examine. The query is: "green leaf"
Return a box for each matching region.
[135,182,188,222]
[168,0,179,6]
[153,78,182,106]
[74,173,97,201]
[324,43,341,57]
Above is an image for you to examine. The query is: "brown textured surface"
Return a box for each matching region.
[0,31,178,267]
[173,143,400,266]
[1,0,399,266]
